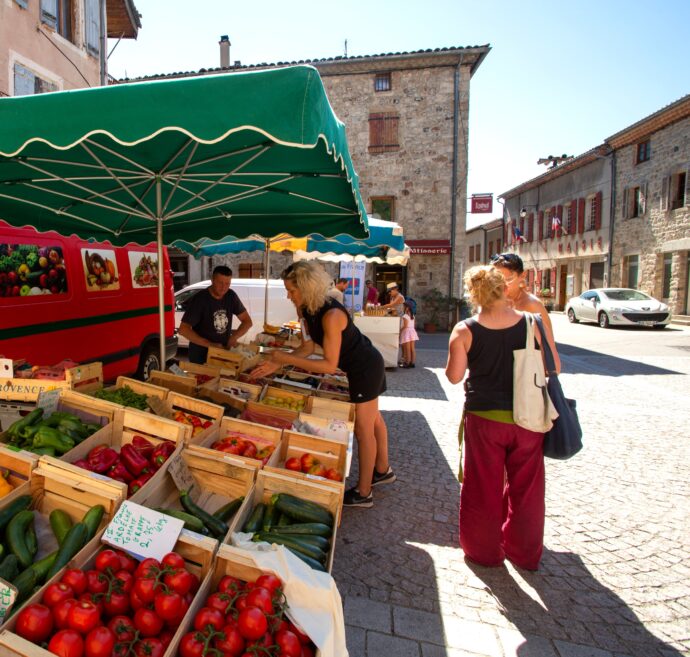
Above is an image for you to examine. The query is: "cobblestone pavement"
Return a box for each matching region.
[332,318,690,657]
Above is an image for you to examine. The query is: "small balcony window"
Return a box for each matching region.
[374,72,391,92]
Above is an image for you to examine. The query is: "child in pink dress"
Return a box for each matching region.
[399,302,419,368]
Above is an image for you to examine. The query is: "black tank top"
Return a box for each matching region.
[302,299,375,375]
[464,315,528,411]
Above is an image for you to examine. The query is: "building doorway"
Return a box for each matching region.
[590,262,605,289]
[373,265,406,304]
[558,266,568,310]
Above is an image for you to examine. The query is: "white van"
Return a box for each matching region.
[174,278,296,346]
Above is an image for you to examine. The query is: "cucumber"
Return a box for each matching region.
[266,522,332,538]
[82,505,105,541]
[0,495,32,534]
[262,502,280,532]
[31,551,58,584]
[25,522,37,558]
[253,531,327,563]
[272,493,333,527]
[12,566,37,603]
[7,510,35,569]
[155,508,208,534]
[50,509,73,545]
[180,490,228,538]
[242,503,266,533]
[285,548,327,572]
[268,531,330,552]
[213,497,244,522]
[46,522,88,580]
[0,554,20,583]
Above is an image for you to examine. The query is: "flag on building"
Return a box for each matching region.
[552,214,561,233]
[513,226,527,243]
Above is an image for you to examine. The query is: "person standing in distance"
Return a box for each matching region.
[365,279,379,306]
[178,266,253,364]
[328,278,349,304]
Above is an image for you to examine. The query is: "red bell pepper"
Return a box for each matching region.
[73,458,93,472]
[107,460,134,483]
[128,470,154,496]
[87,447,119,473]
[151,441,175,467]
[132,435,154,460]
[87,444,110,460]
[120,443,149,476]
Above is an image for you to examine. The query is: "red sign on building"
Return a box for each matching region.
[471,195,493,214]
[407,239,451,255]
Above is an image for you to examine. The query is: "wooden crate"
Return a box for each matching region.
[113,376,169,400]
[199,377,263,413]
[264,429,346,510]
[0,362,103,403]
[206,345,261,374]
[64,362,103,394]
[270,370,320,394]
[188,416,282,470]
[242,399,297,429]
[0,448,38,489]
[315,376,350,402]
[148,369,197,396]
[138,448,255,544]
[160,391,225,444]
[176,360,224,386]
[261,386,309,412]
[306,396,356,423]
[298,412,355,438]
[63,407,188,502]
[0,529,217,657]
[234,469,340,572]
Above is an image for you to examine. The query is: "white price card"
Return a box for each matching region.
[0,578,17,622]
[37,388,61,416]
[103,500,184,561]
[167,452,198,501]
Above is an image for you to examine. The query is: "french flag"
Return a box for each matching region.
[513,226,527,243]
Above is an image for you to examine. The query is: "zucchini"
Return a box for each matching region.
[285,548,327,572]
[82,505,105,541]
[0,554,20,583]
[155,508,208,534]
[0,495,32,534]
[46,522,88,580]
[31,551,58,584]
[50,509,73,545]
[266,522,332,538]
[7,510,35,569]
[12,566,37,603]
[253,531,327,563]
[276,512,292,527]
[213,497,244,522]
[262,502,280,532]
[268,531,330,552]
[242,503,266,533]
[180,490,228,538]
[25,522,37,558]
[272,493,333,527]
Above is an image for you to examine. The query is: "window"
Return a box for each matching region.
[625,255,639,288]
[564,204,573,235]
[368,112,399,153]
[13,63,58,96]
[238,263,264,279]
[475,244,481,262]
[41,0,74,41]
[84,0,101,55]
[488,240,494,257]
[469,245,475,262]
[636,140,651,164]
[588,197,597,231]
[672,171,687,210]
[495,238,501,253]
[374,72,391,92]
[662,254,672,299]
[14,0,28,8]
[623,185,646,219]
[370,197,394,221]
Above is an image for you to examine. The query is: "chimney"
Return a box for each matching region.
[219,35,230,68]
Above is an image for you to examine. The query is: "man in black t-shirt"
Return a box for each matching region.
[178,266,253,364]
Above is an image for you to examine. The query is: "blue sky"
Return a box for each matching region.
[108,0,689,228]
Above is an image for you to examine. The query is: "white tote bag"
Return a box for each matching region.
[513,313,558,432]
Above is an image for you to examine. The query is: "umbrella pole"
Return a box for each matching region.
[156,179,166,371]
[264,241,270,327]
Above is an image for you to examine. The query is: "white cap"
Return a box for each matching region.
[386,282,398,290]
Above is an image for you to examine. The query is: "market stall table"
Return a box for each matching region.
[353,315,401,368]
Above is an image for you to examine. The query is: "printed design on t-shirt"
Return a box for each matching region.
[213,310,229,335]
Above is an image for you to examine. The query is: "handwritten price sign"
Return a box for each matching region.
[0,578,17,621]
[103,501,183,561]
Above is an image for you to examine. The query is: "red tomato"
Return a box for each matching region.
[133,638,165,657]
[154,590,184,622]
[215,623,246,655]
[179,632,206,657]
[117,551,138,572]
[113,569,133,593]
[53,598,79,630]
[133,607,164,637]
[164,567,196,596]
[67,600,101,634]
[135,557,161,579]
[237,607,268,640]
[159,627,175,647]
[107,615,136,642]
[61,569,88,596]
[206,591,232,615]
[275,629,303,657]
[43,582,75,608]
[95,549,122,573]
[271,618,290,635]
[235,593,249,612]
[133,576,158,604]
[300,645,316,657]
[285,456,302,471]
[48,629,84,657]
[218,575,245,595]
[241,441,258,458]
[78,592,104,615]
[16,603,53,643]
[245,587,274,615]
[193,606,225,632]
[86,570,109,595]
[103,591,130,617]
[129,587,146,612]
[255,574,282,594]
[161,552,186,570]
[84,625,115,657]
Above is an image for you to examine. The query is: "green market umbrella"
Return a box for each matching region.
[0,65,369,364]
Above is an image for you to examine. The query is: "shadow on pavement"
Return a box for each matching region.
[467,548,682,657]
[557,344,683,376]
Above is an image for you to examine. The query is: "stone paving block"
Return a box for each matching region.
[366,631,421,657]
[344,596,392,633]
[422,642,498,657]
[443,616,501,655]
[346,625,366,657]
[553,640,613,657]
[497,628,559,657]
[393,605,445,645]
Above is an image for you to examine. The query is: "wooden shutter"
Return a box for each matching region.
[469,245,474,262]
[84,0,101,56]
[556,204,563,236]
[569,199,577,235]
[550,269,557,289]
[660,176,670,211]
[40,0,57,28]
[476,244,481,262]
[520,217,525,237]
[640,183,647,216]
[528,213,534,242]
[622,188,629,219]
[685,168,690,206]
[488,240,494,257]
[578,198,585,234]
[368,113,399,153]
[594,191,603,230]
[536,270,543,288]
[538,211,544,240]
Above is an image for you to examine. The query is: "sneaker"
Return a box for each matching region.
[343,487,373,508]
[371,466,396,487]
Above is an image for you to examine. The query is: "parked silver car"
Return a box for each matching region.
[564,288,671,329]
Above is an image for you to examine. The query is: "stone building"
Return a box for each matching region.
[498,94,689,315]
[121,44,491,325]
[0,0,140,97]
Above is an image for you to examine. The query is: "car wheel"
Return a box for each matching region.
[567,308,578,323]
[598,312,610,329]
[136,343,161,381]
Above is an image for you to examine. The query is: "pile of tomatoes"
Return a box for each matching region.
[210,431,275,465]
[15,548,199,657]
[179,572,315,657]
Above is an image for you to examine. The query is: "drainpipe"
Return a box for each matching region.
[99,0,106,85]
[606,149,616,286]
[449,56,463,302]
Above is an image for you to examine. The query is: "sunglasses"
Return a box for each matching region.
[490,253,521,264]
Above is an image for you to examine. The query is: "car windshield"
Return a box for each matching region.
[603,289,651,301]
